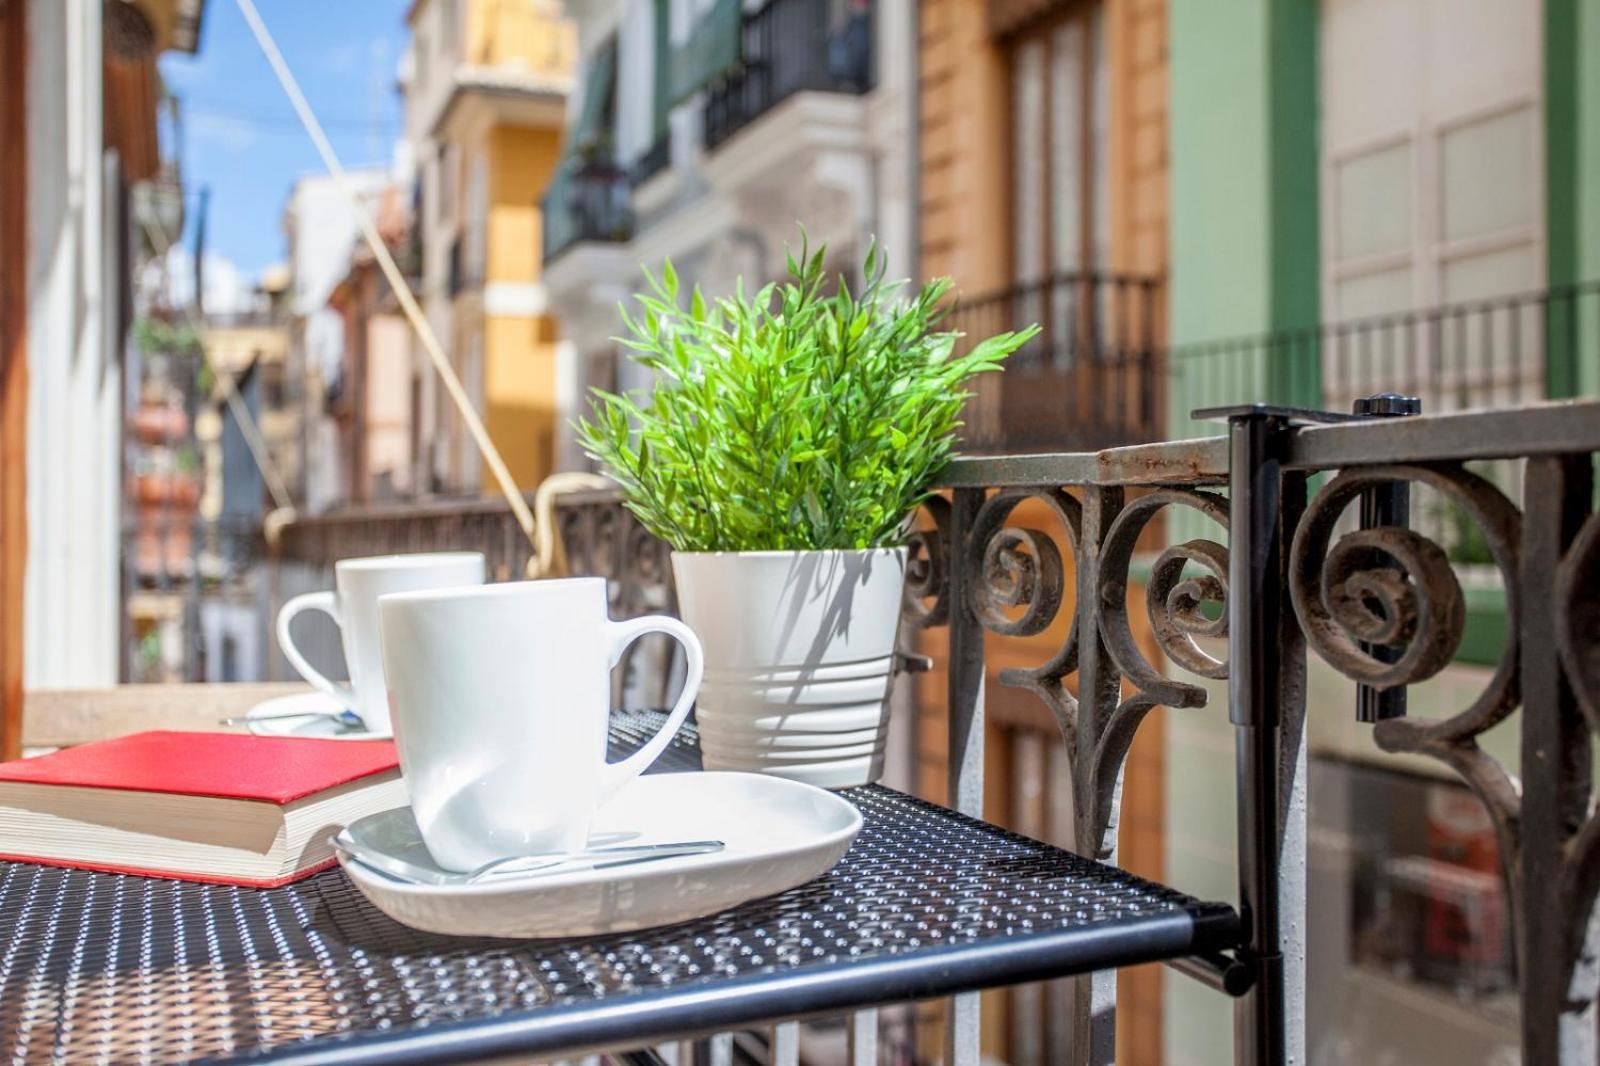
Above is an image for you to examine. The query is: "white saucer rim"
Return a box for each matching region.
[337,770,862,898]
[244,691,393,741]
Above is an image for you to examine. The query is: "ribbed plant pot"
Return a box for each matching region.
[671,549,907,789]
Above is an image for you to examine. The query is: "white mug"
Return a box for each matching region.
[276,552,485,735]
[378,577,704,872]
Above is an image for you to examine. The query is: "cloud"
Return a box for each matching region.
[186,111,258,152]
[143,246,264,316]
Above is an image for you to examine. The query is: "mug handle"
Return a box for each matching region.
[275,591,358,710]
[597,614,705,801]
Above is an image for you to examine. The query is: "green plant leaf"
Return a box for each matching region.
[575,232,1036,551]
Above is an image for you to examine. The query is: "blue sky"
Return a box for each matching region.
[159,0,412,285]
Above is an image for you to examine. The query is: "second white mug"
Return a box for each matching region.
[276,552,485,735]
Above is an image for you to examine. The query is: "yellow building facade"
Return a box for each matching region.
[406,0,574,494]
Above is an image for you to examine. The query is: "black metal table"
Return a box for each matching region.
[0,712,1239,1064]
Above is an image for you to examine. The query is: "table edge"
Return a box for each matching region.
[221,905,1239,1065]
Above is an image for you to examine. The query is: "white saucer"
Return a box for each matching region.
[244,691,392,741]
[338,771,862,938]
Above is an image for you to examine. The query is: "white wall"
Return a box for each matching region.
[24,0,120,688]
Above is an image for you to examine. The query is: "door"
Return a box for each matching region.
[1320,0,1544,410]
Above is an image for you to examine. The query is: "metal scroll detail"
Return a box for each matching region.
[1287,464,1523,870]
[967,488,1083,747]
[1556,510,1600,1001]
[1090,488,1231,854]
[1558,511,1600,733]
[903,495,953,628]
[933,485,1230,859]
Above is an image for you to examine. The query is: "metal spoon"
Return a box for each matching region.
[221,708,366,728]
[330,832,725,887]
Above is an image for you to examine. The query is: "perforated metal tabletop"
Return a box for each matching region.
[0,712,1238,1064]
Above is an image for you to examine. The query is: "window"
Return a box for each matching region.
[1007,6,1108,367]
[1009,7,1107,283]
[1320,0,1543,406]
[465,155,487,283]
[437,143,457,225]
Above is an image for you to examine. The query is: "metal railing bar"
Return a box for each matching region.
[1166,951,1255,997]
[935,437,1230,489]
[1285,397,1600,470]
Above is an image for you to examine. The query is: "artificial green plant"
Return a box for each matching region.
[577,239,1038,552]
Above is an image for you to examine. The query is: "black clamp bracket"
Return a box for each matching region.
[1350,393,1422,723]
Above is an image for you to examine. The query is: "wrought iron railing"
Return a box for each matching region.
[948,272,1163,453]
[702,0,875,151]
[1168,281,1600,420]
[541,160,634,264]
[911,397,1600,1065]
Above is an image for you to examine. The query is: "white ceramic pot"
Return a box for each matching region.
[671,548,907,789]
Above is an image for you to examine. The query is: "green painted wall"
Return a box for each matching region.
[1168,0,1320,442]
[1166,4,1318,1063]
[1546,0,1600,399]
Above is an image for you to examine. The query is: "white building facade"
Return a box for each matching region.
[543,0,917,470]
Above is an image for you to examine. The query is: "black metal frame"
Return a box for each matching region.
[701,0,875,151]
[924,395,1600,1064]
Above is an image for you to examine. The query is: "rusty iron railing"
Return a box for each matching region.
[911,397,1600,1065]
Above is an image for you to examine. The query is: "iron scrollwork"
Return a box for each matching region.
[907,482,1232,860]
[903,495,953,628]
[1287,463,1523,866]
[967,488,1082,743]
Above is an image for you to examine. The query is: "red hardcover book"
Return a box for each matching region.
[0,731,404,886]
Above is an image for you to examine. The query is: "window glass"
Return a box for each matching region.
[1336,141,1412,260]
[1441,107,1534,244]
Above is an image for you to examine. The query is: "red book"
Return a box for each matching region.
[0,731,404,886]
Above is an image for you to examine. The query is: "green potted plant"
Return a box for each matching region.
[578,241,1036,787]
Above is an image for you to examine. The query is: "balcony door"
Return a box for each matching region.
[1320,0,1544,409]
[1008,4,1108,368]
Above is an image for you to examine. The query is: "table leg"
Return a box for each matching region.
[770,1021,799,1065]
[705,1032,733,1066]
[848,1007,879,1065]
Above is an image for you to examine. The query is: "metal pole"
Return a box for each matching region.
[1352,393,1420,722]
[1227,411,1287,1066]
[945,486,986,1066]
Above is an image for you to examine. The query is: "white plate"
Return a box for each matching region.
[338,771,862,938]
[244,692,392,741]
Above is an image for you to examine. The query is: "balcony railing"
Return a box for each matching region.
[947,272,1163,453]
[1169,280,1600,417]
[541,160,634,264]
[702,0,874,151]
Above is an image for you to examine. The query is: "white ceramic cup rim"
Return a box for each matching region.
[379,574,604,607]
[335,551,485,573]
